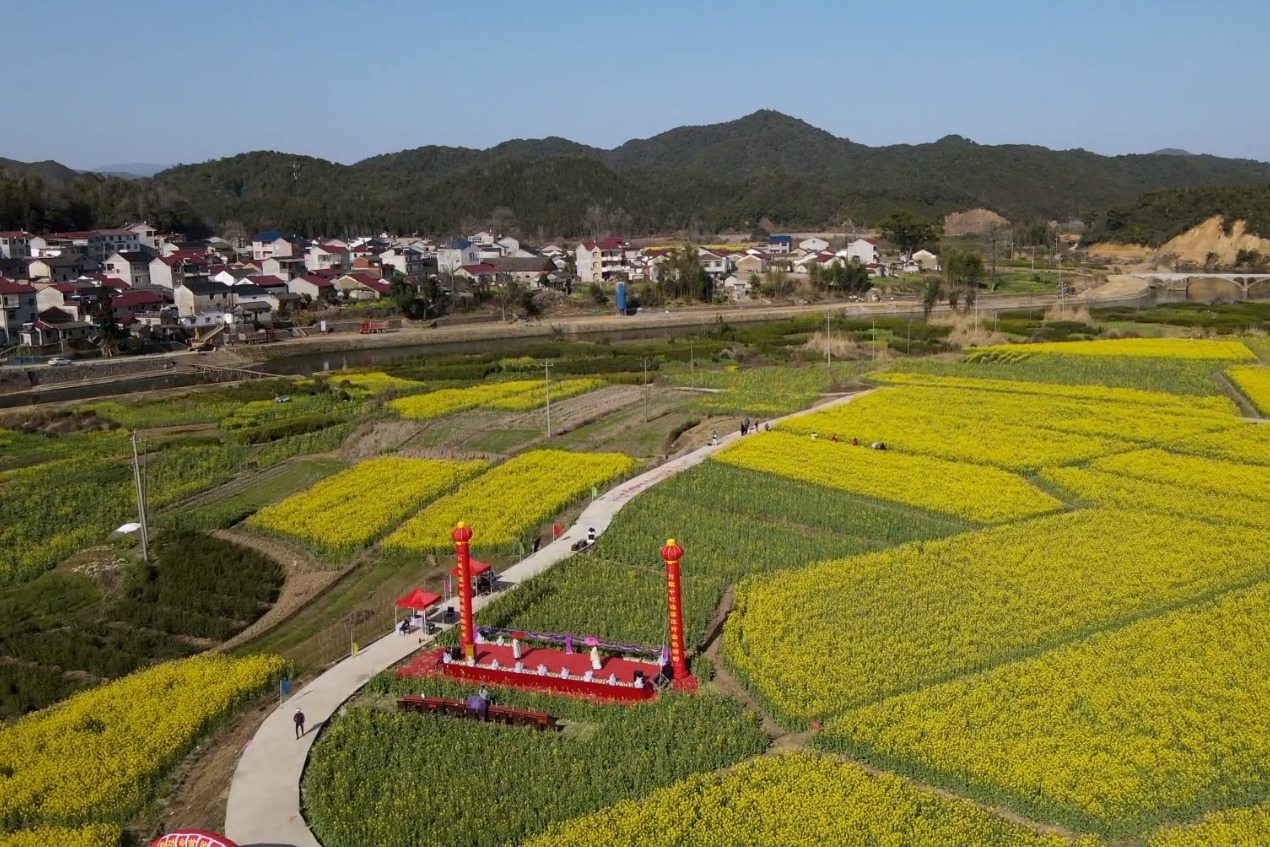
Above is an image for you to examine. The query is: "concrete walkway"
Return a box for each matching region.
[224,396,861,847]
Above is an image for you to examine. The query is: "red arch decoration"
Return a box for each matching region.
[146,832,239,847]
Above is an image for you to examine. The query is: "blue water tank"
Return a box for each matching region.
[615,281,628,315]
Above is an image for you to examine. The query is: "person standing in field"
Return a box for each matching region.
[294,707,306,739]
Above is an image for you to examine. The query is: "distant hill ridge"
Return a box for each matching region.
[4,110,1270,238]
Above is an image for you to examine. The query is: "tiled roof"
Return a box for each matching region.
[0,278,37,294]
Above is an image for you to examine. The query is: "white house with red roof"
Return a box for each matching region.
[104,252,153,287]
[288,274,337,302]
[305,243,349,273]
[0,278,38,345]
[111,289,172,318]
[336,272,392,301]
[575,238,629,283]
[845,238,880,265]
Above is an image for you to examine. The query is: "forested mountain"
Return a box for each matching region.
[1085,185,1270,245]
[4,110,1270,239]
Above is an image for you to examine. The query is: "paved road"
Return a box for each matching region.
[223,395,862,847]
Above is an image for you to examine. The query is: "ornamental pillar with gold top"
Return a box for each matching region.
[452,521,476,659]
[660,538,690,683]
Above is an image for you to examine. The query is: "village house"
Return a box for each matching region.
[174,280,233,317]
[35,282,102,320]
[488,256,554,287]
[454,263,499,287]
[376,246,431,278]
[437,239,481,273]
[251,231,300,261]
[767,235,793,255]
[19,312,95,350]
[911,249,940,271]
[259,255,306,281]
[800,237,829,253]
[733,253,769,277]
[575,238,630,283]
[103,252,153,287]
[288,274,336,302]
[845,238,880,265]
[0,278,39,346]
[304,243,349,273]
[0,231,31,260]
[719,275,752,302]
[698,248,734,277]
[335,272,392,301]
[27,255,97,284]
[111,289,171,319]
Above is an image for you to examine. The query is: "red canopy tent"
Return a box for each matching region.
[396,588,442,611]
[395,589,442,633]
[449,560,492,579]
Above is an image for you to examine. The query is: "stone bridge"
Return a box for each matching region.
[1130,272,1270,300]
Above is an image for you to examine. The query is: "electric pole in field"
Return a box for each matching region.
[543,360,553,438]
[131,431,150,561]
[825,313,832,375]
[689,339,695,390]
[642,358,652,421]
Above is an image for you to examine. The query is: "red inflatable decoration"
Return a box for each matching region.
[147,832,239,847]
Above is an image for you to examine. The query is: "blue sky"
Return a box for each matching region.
[5,0,1269,168]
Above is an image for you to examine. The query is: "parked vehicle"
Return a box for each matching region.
[359,320,390,334]
[47,357,73,366]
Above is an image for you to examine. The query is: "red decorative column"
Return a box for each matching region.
[453,521,476,659]
[660,538,691,687]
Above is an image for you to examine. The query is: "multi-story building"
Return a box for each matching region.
[0,278,39,346]
[575,238,630,283]
[437,239,481,273]
[845,238,880,265]
[104,251,152,287]
[0,231,31,260]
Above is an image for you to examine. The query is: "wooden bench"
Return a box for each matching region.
[397,696,560,731]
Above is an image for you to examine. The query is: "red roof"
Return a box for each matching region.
[247,274,288,287]
[0,231,31,238]
[395,589,442,610]
[100,277,131,289]
[315,243,348,254]
[297,274,334,288]
[450,560,492,578]
[864,238,879,245]
[0,278,36,294]
[459,263,497,274]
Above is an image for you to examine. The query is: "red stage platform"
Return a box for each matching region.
[397,644,670,703]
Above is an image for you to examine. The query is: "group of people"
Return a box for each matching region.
[739,418,770,436]
[810,432,886,450]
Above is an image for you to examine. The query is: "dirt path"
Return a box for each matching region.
[149,695,276,838]
[1215,370,1265,420]
[212,529,341,652]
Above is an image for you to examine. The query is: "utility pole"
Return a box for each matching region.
[642,358,651,422]
[689,339,695,390]
[871,317,877,364]
[825,313,832,375]
[131,431,149,561]
[543,360,553,438]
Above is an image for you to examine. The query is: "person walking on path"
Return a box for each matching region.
[293,708,306,739]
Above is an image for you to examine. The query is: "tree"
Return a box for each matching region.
[90,287,126,357]
[1235,249,1264,269]
[389,275,427,319]
[943,250,985,314]
[497,280,525,321]
[879,209,940,255]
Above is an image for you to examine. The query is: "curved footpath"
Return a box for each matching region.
[223,394,864,847]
